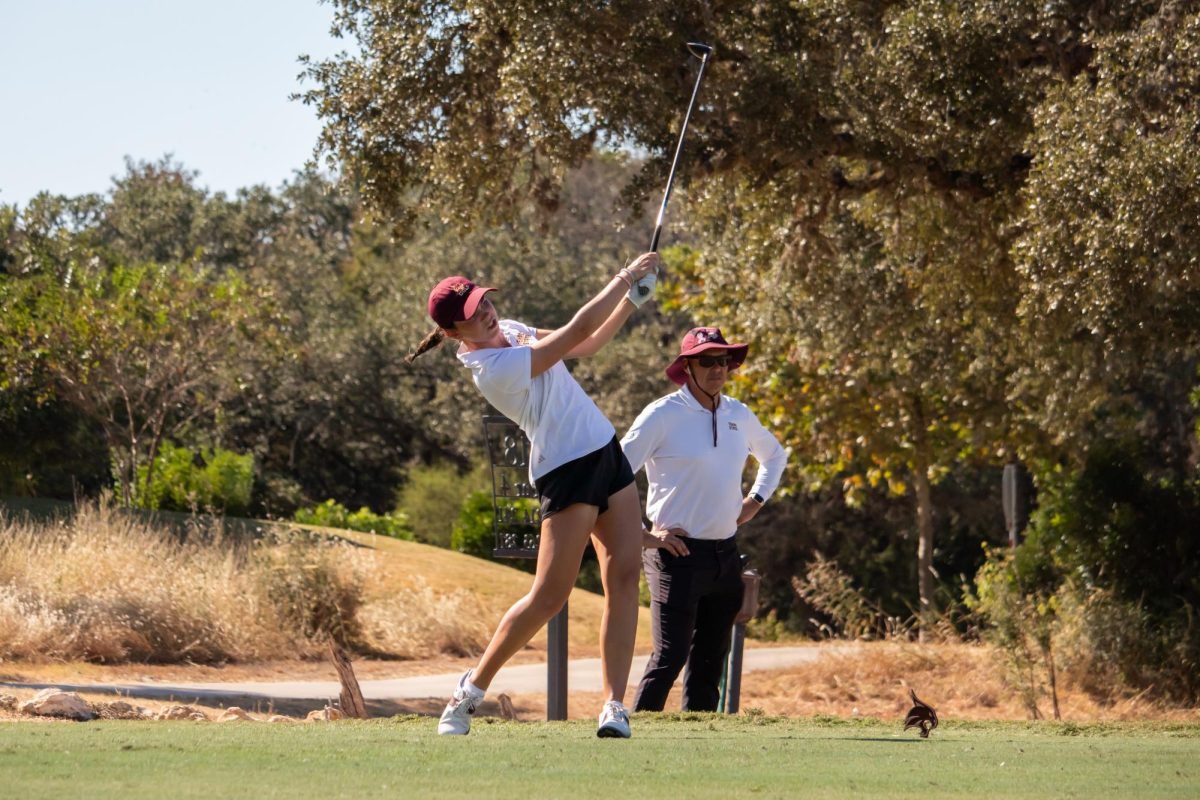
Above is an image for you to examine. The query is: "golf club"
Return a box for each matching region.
[635,41,713,299]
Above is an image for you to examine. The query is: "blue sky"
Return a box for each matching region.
[0,1,346,207]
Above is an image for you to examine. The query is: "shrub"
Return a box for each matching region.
[791,553,912,641]
[746,608,787,642]
[118,441,255,516]
[397,462,489,547]
[256,473,308,519]
[450,490,495,559]
[259,532,366,648]
[294,499,413,539]
[966,540,1063,719]
[968,442,1200,708]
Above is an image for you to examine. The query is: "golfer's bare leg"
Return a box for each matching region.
[469,502,598,689]
[590,482,643,704]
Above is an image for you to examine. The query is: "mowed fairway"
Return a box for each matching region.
[1,715,1197,799]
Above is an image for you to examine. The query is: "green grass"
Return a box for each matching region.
[1,715,1197,799]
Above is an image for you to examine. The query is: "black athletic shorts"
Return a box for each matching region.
[534,436,635,518]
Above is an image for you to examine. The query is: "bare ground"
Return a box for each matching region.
[2,641,1197,724]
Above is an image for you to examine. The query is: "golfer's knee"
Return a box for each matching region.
[526,584,571,619]
[604,556,641,597]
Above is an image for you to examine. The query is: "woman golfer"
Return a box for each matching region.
[408,251,661,738]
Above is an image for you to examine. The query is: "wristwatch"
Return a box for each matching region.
[750,493,765,505]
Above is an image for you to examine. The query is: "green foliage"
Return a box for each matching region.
[0,395,108,497]
[303,0,1200,631]
[397,462,490,547]
[970,442,1200,706]
[745,608,787,642]
[2,153,681,520]
[119,441,255,517]
[1032,443,1200,614]
[222,169,445,512]
[0,160,481,514]
[294,499,413,540]
[2,252,275,507]
[1013,15,1200,467]
[967,539,1063,719]
[739,465,1006,641]
[450,490,496,559]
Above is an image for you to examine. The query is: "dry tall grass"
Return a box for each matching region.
[738,642,1200,722]
[359,579,490,659]
[0,501,489,664]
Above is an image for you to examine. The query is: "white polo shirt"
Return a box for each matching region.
[458,320,614,482]
[620,387,788,541]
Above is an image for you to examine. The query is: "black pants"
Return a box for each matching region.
[634,536,744,712]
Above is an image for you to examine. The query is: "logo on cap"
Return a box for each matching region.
[450,281,470,296]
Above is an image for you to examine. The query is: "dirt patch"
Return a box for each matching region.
[733,642,1200,723]
[0,650,544,686]
[482,642,1200,724]
[4,642,1196,724]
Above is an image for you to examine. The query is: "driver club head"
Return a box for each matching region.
[686,42,713,60]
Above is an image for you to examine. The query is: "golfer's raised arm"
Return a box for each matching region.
[543,296,637,360]
[530,252,659,376]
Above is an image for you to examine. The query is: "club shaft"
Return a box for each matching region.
[650,49,710,253]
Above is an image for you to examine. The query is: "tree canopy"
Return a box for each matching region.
[301,0,1200,625]
[2,2,1196,654]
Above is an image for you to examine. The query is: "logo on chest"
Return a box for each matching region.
[515,332,534,346]
[728,421,738,431]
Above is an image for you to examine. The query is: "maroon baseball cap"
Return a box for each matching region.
[665,327,749,385]
[427,276,497,330]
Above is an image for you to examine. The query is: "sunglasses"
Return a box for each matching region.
[690,354,731,368]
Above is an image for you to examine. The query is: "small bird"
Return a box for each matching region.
[903,688,939,738]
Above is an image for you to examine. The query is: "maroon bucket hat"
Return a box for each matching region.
[665,327,749,385]
[427,276,497,330]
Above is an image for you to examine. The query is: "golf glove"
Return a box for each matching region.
[628,272,657,308]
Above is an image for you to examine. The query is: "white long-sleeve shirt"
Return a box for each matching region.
[620,387,788,541]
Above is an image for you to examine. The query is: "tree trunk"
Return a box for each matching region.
[913,466,935,643]
[1043,640,1062,720]
[142,419,168,511]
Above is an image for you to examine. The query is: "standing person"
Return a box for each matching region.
[620,327,788,712]
[407,252,668,738]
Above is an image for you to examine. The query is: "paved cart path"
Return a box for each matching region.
[1,645,832,704]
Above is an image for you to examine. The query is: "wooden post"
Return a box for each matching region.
[327,639,368,719]
[725,568,760,714]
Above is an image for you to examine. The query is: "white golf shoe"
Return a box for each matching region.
[596,700,631,739]
[437,671,484,735]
